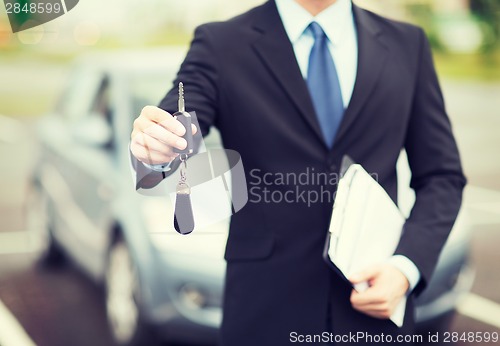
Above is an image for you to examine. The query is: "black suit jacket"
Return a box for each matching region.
[137,1,466,345]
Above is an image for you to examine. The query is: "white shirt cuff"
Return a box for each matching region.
[387,255,421,294]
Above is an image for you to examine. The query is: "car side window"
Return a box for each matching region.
[90,77,114,150]
[91,77,112,123]
[69,76,114,150]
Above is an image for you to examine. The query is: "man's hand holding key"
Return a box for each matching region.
[130,105,197,165]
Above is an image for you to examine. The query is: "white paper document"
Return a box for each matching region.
[327,164,406,327]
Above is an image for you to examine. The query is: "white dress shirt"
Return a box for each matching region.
[275,0,357,108]
[275,0,421,292]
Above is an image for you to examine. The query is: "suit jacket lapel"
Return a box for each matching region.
[251,1,326,145]
[333,5,389,147]
[250,2,389,149]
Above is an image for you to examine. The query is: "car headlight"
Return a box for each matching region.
[178,283,209,310]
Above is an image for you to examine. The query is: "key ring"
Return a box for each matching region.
[179,154,188,183]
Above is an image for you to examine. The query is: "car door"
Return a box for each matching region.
[38,68,116,278]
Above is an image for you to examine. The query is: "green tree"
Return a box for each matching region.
[470,0,500,53]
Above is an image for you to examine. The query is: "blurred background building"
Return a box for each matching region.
[1,0,499,116]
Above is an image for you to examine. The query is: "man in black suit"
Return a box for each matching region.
[130,0,466,345]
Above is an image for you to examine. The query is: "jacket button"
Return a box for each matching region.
[327,158,337,172]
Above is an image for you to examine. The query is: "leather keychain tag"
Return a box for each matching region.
[174,157,194,234]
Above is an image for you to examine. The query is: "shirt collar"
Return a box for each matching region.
[275,0,354,46]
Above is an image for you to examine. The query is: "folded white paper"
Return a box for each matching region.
[327,164,406,327]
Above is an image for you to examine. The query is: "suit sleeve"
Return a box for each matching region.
[159,24,219,137]
[394,29,466,295]
[135,24,219,190]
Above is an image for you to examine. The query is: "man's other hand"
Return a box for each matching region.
[130,106,197,165]
[349,264,409,319]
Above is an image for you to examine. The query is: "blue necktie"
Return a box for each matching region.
[306,22,344,148]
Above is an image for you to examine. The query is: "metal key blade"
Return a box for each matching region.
[178,82,185,112]
[173,82,193,155]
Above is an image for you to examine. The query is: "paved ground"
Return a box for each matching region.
[0,78,499,346]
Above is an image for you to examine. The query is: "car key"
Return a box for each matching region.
[173,82,195,235]
[173,82,194,155]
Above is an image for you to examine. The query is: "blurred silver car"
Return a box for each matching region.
[28,49,474,346]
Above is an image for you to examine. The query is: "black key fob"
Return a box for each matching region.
[173,111,194,155]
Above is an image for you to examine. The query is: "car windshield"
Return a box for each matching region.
[129,73,173,117]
